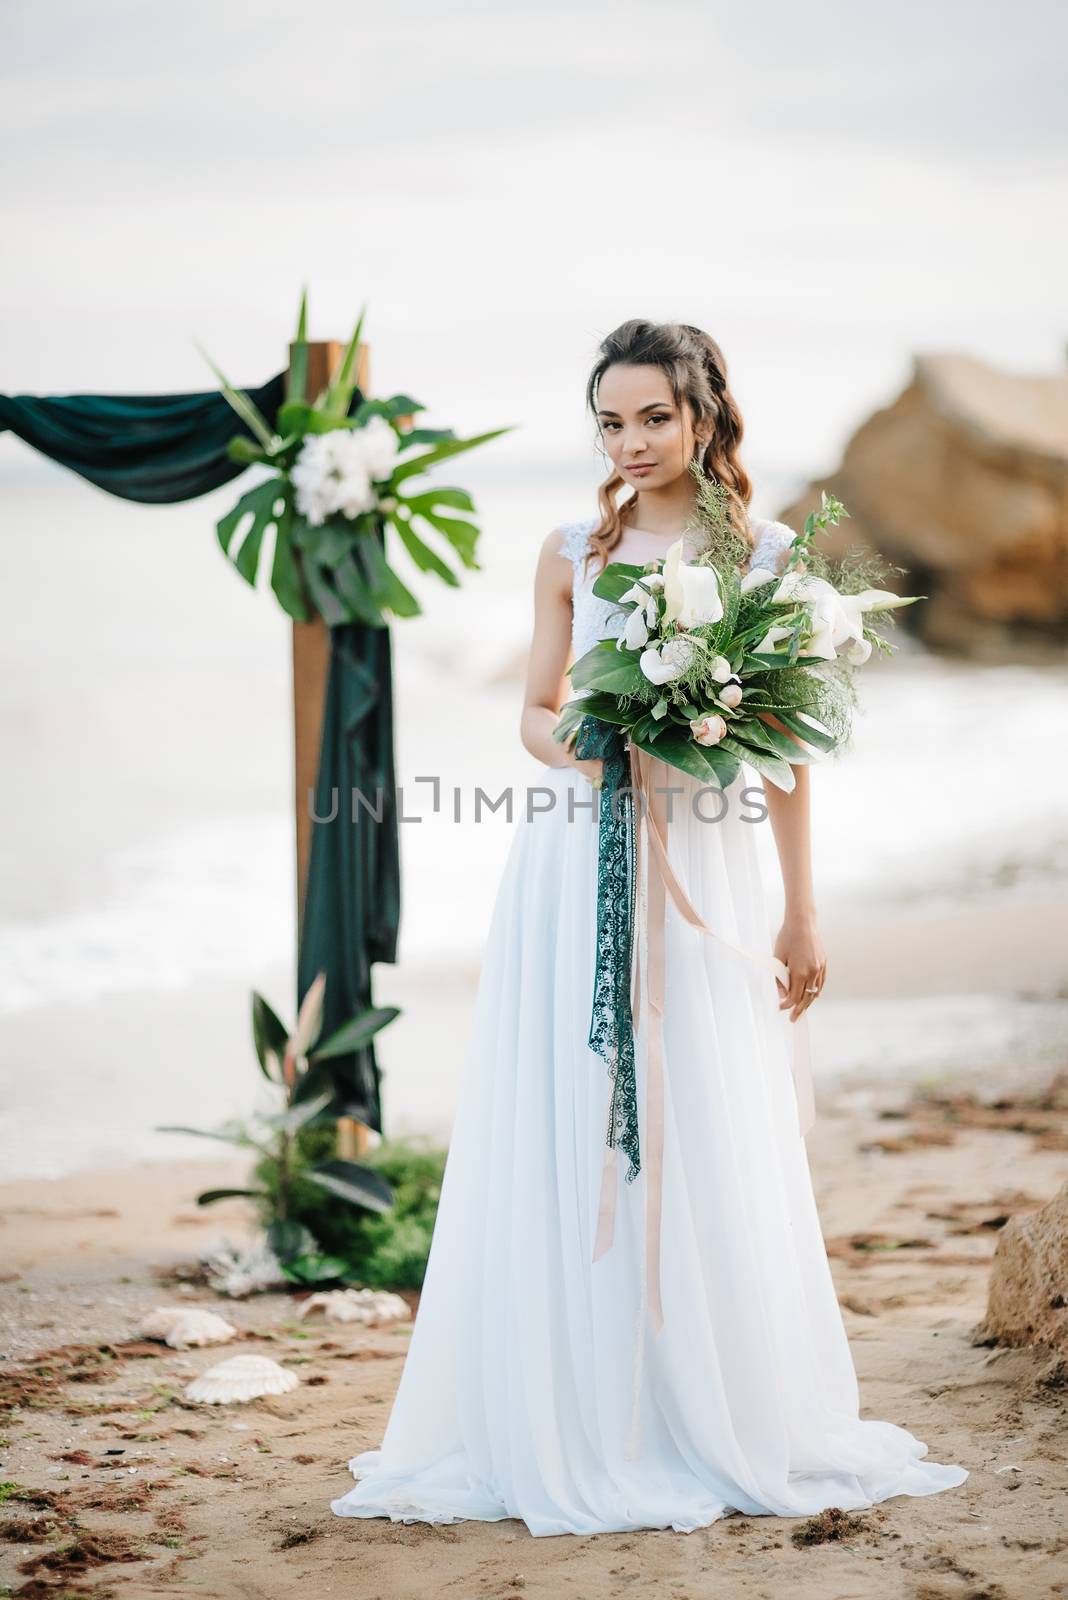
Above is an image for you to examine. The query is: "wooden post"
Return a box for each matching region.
[289,338,372,1160]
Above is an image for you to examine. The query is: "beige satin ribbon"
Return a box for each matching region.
[590,745,816,1457]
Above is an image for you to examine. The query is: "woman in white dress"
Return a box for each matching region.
[331,319,968,1537]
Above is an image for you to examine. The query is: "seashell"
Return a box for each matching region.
[184,1355,299,1405]
[297,1288,411,1327]
[138,1307,237,1350]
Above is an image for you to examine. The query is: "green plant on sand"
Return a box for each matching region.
[159,973,414,1286]
[254,1125,447,1290]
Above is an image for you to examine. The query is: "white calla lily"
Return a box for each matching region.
[662,540,723,628]
[770,571,878,663]
[619,581,660,629]
[623,608,650,650]
[850,588,914,612]
[740,565,779,594]
[754,623,794,656]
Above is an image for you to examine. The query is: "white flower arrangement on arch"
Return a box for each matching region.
[202,292,513,627]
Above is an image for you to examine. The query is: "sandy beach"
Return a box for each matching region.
[2,1058,1066,1600]
[4,2,1068,1590]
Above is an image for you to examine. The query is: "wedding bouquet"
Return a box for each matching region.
[202,291,512,627]
[553,469,922,793]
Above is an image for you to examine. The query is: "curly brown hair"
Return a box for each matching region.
[582,319,754,580]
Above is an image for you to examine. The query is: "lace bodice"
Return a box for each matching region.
[558,512,798,676]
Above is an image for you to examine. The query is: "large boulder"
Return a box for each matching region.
[973,1180,1068,1356]
[778,352,1068,655]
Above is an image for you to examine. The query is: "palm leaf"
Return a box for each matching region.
[286,287,309,404]
[590,563,647,603]
[270,495,310,621]
[216,479,283,586]
[388,509,460,587]
[774,709,838,752]
[333,550,389,627]
[409,509,481,571]
[195,341,275,450]
[303,556,360,627]
[720,736,796,793]
[631,727,740,788]
[733,717,821,765]
[569,642,646,697]
[324,303,368,418]
[356,534,423,618]
[389,426,513,485]
[400,485,476,515]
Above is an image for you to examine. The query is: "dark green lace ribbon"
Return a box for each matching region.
[573,714,641,1183]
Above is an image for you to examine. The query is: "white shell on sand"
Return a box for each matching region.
[184,1355,299,1405]
[138,1307,237,1350]
[297,1288,411,1327]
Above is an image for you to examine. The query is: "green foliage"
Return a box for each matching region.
[551,472,918,787]
[684,460,752,570]
[203,289,513,626]
[160,980,403,1286]
[254,1127,447,1289]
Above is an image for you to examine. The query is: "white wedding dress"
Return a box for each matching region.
[331,511,969,1537]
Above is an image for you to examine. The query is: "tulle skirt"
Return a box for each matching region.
[331,761,968,1536]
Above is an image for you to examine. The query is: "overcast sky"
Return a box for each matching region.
[2,0,1066,482]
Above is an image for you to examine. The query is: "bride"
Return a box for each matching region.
[331,318,969,1537]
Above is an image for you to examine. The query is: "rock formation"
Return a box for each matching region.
[778,352,1068,655]
[973,1180,1068,1358]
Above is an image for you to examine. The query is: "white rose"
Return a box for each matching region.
[662,540,723,628]
[690,713,728,746]
[718,681,744,709]
[709,655,734,683]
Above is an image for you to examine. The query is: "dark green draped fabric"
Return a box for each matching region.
[0,374,286,503]
[1,375,400,1133]
[296,579,400,1133]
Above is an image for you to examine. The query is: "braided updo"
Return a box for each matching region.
[583,319,754,579]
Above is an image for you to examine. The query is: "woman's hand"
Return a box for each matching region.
[773,910,827,1021]
[561,728,604,788]
[570,753,604,788]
